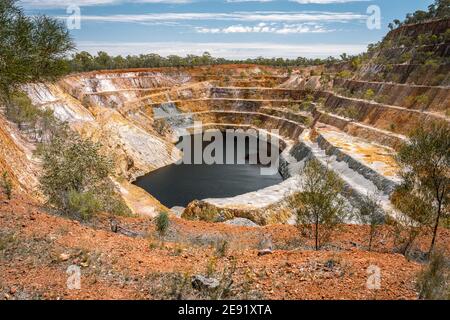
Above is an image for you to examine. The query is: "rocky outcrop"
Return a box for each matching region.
[0,114,40,196]
[333,78,450,113]
[384,18,450,41]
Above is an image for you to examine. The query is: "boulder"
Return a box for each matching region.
[191,275,220,291]
[224,218,259,227]
[257,249,273,256]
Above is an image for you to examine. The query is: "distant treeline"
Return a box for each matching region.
[67,0,450,73]
[388,0,449,29]
[67,51,343,73]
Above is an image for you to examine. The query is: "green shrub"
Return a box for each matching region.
[404,95,416,108]
[336,70,352,79]
[215,239,229,257]
[1,171,13,200]
[156,211,170,239]
[431,74,446,86]
[5,91,39,129]
[375,94,389,104]
[396,122,450,255]
[351,56,362,70]
[389,123,396,132]
[415,94,429,111]
[38,135,111,209]
[400,52,412,64]
[355,193,384,251]
[253,119,262,127]
[153,118,171,136]
[425,59,439,69]
[340,106,360,121]
[67,190,101,221]
[290,159,347,251]
[37,132,130,218]
[417,251,449,300]
[363,89,375,101]
[317,97,326,106]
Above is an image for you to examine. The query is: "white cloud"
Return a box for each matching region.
[76,41,367,58]
[68,11,366,24]
[197,22,330,34]
[290,0,370,3]
[227,0,370,2]
[226,0,273,2]
[20,0,191,8]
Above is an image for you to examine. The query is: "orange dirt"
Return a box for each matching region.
[1,193,448,300]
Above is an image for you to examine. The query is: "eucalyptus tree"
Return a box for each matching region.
[396,122,449,255]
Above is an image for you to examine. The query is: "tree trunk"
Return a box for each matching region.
[429,209,441,255]
[315,215,319,251]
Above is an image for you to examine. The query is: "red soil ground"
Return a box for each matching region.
[1,193,448,300]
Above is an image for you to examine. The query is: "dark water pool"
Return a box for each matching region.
[134,131,283,208]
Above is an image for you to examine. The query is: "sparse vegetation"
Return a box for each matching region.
[396,122,449,255]
[215,239,229,258]
[155,211,170,241]
[37,130,129,220]
[417,251,449,300]
[391,187,430,258]
[356,193,384,251]
[339,106,360,121]
[153,118,172,136]
[290,159,347,251]
[390,0,450,27]
[336,70,352,79]
[0,0,74,111]
[415,94,430,111]
[1,171,13,200]
[363,89,375,101]
[67,190,101,221]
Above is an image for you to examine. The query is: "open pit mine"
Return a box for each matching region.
[0,16,449,301]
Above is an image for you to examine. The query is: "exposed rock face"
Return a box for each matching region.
[224,218,259,227]
[0,36,447,225]
[182,197,294,226]
[0,114,40,195]
[384,18,450,41]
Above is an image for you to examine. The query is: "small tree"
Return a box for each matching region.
[396,122,449,255]
[5,91,39,130]
[38,134,112,211]
[356,193,384,251]
[291,159,347,250]
[0,1,74,104]
[391,185,431,257]
[417,251,449,300]
[1,171,13,200]
[415,94,429,112]
[36,131,130,220]
[363,89,375,101]
[67,189,101,221]
[155,211,170,242]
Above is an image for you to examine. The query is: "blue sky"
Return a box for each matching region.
[20,0,434,59]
